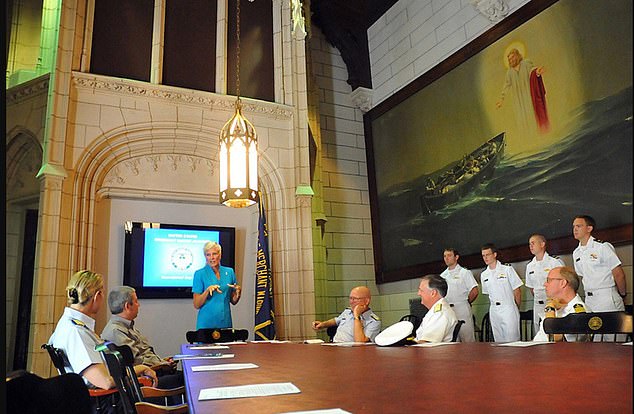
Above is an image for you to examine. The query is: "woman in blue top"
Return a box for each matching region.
[192,241,242,329]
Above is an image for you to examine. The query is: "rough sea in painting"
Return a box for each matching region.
[378,87,633,272]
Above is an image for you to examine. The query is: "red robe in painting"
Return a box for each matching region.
[530,70,550,133]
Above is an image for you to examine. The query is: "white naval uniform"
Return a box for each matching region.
[49,307,104,386]
[440,264,478,342]
[533,294,590,342]
[415,298,458,343]
[333,308,381,343]
[481,261,523,342]
[525,253,565,334]
[573,236,625,312]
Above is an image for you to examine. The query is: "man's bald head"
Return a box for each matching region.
[348,286,371,308]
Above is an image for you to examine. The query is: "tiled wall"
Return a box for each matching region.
[311,2,633,334]
[368,0,531,106]
[310,26,378,325]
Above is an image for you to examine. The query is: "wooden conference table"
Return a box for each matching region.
[180,341,632,414]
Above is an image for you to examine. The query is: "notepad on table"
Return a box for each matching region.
[198,382,300,400]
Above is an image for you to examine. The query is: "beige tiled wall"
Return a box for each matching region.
[311,4,633,335]
[367,0,531,106]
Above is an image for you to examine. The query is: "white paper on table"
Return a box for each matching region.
[188,345,230,350]
[215,341,248,345]
[191,363,258,372]
[198,382,300,401]
[173,353,235,360]
[279,409,352,414]
[409,342,460,348]
[622,342,633,346]
[249,340,292,344]
[493,341,554,347]
[304,339,324,344]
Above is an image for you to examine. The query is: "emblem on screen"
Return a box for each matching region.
[171,248,194,271]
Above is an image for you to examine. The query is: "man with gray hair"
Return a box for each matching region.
[101,286,183,389]
[415,274,459,343]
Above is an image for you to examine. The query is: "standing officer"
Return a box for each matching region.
[440,248,479,342]
[572,215,627,312]
[525,234,565,335]
[480,244,523,342]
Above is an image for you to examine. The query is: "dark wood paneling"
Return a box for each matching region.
[163,0,217,92]
[91,0,154,82]
[227,0,274,102]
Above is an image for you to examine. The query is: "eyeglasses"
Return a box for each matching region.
[545,277,565,283]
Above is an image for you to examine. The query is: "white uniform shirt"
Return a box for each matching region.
[415,298,458,343]
[573,236,621,291]
[481,261,524,304]
[49,307,104,384]
[333,308,381,343]
[441,265,478,305]
[533,294,590,342]
[526,253,566,304]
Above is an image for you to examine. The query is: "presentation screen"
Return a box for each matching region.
[123,222,236,298]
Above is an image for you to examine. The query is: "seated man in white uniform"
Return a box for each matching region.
[415,274,459,343]
[312,286,381,342]
[533,266,590,342]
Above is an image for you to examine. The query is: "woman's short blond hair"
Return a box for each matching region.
[203,241,222,254]
[66,270,104,306]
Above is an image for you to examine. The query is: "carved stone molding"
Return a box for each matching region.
[6,75,50,105]
[350,87,373,113]
[296,194,313,208]
[470,0,510,22]
[101,154,216,199]
[72,72,294,119]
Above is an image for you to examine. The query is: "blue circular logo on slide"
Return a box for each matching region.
[171,248,194,271]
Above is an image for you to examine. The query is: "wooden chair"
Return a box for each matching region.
[519,309,534,341]
[185,328,248,344]
[96,342,188,414]
[41,343,119,411]
[542,311,633,342]
[6,369,92,414]
[451,320,465,342]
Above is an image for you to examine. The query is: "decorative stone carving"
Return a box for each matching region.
[6,76,49,104]
[470,0,510,22]
[72,73,294,119]
[101,154,216,198]
[350,87,373,113]
[291,0,307,39]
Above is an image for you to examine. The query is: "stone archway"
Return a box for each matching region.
[6,129,43,370]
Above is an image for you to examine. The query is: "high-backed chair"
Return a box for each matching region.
[480,313,494,342]
[41,343,118,411]
[519,309,534,341]
[185,328,248,344]
[326,325,338,342]
[97,342,188,414]
[451,320,465,342]
[399,314,422,331]
[6,370,92,414]
[542,311,633,342]
[409,298,429,323]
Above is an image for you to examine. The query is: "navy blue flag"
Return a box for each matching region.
[254,195,276,340]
